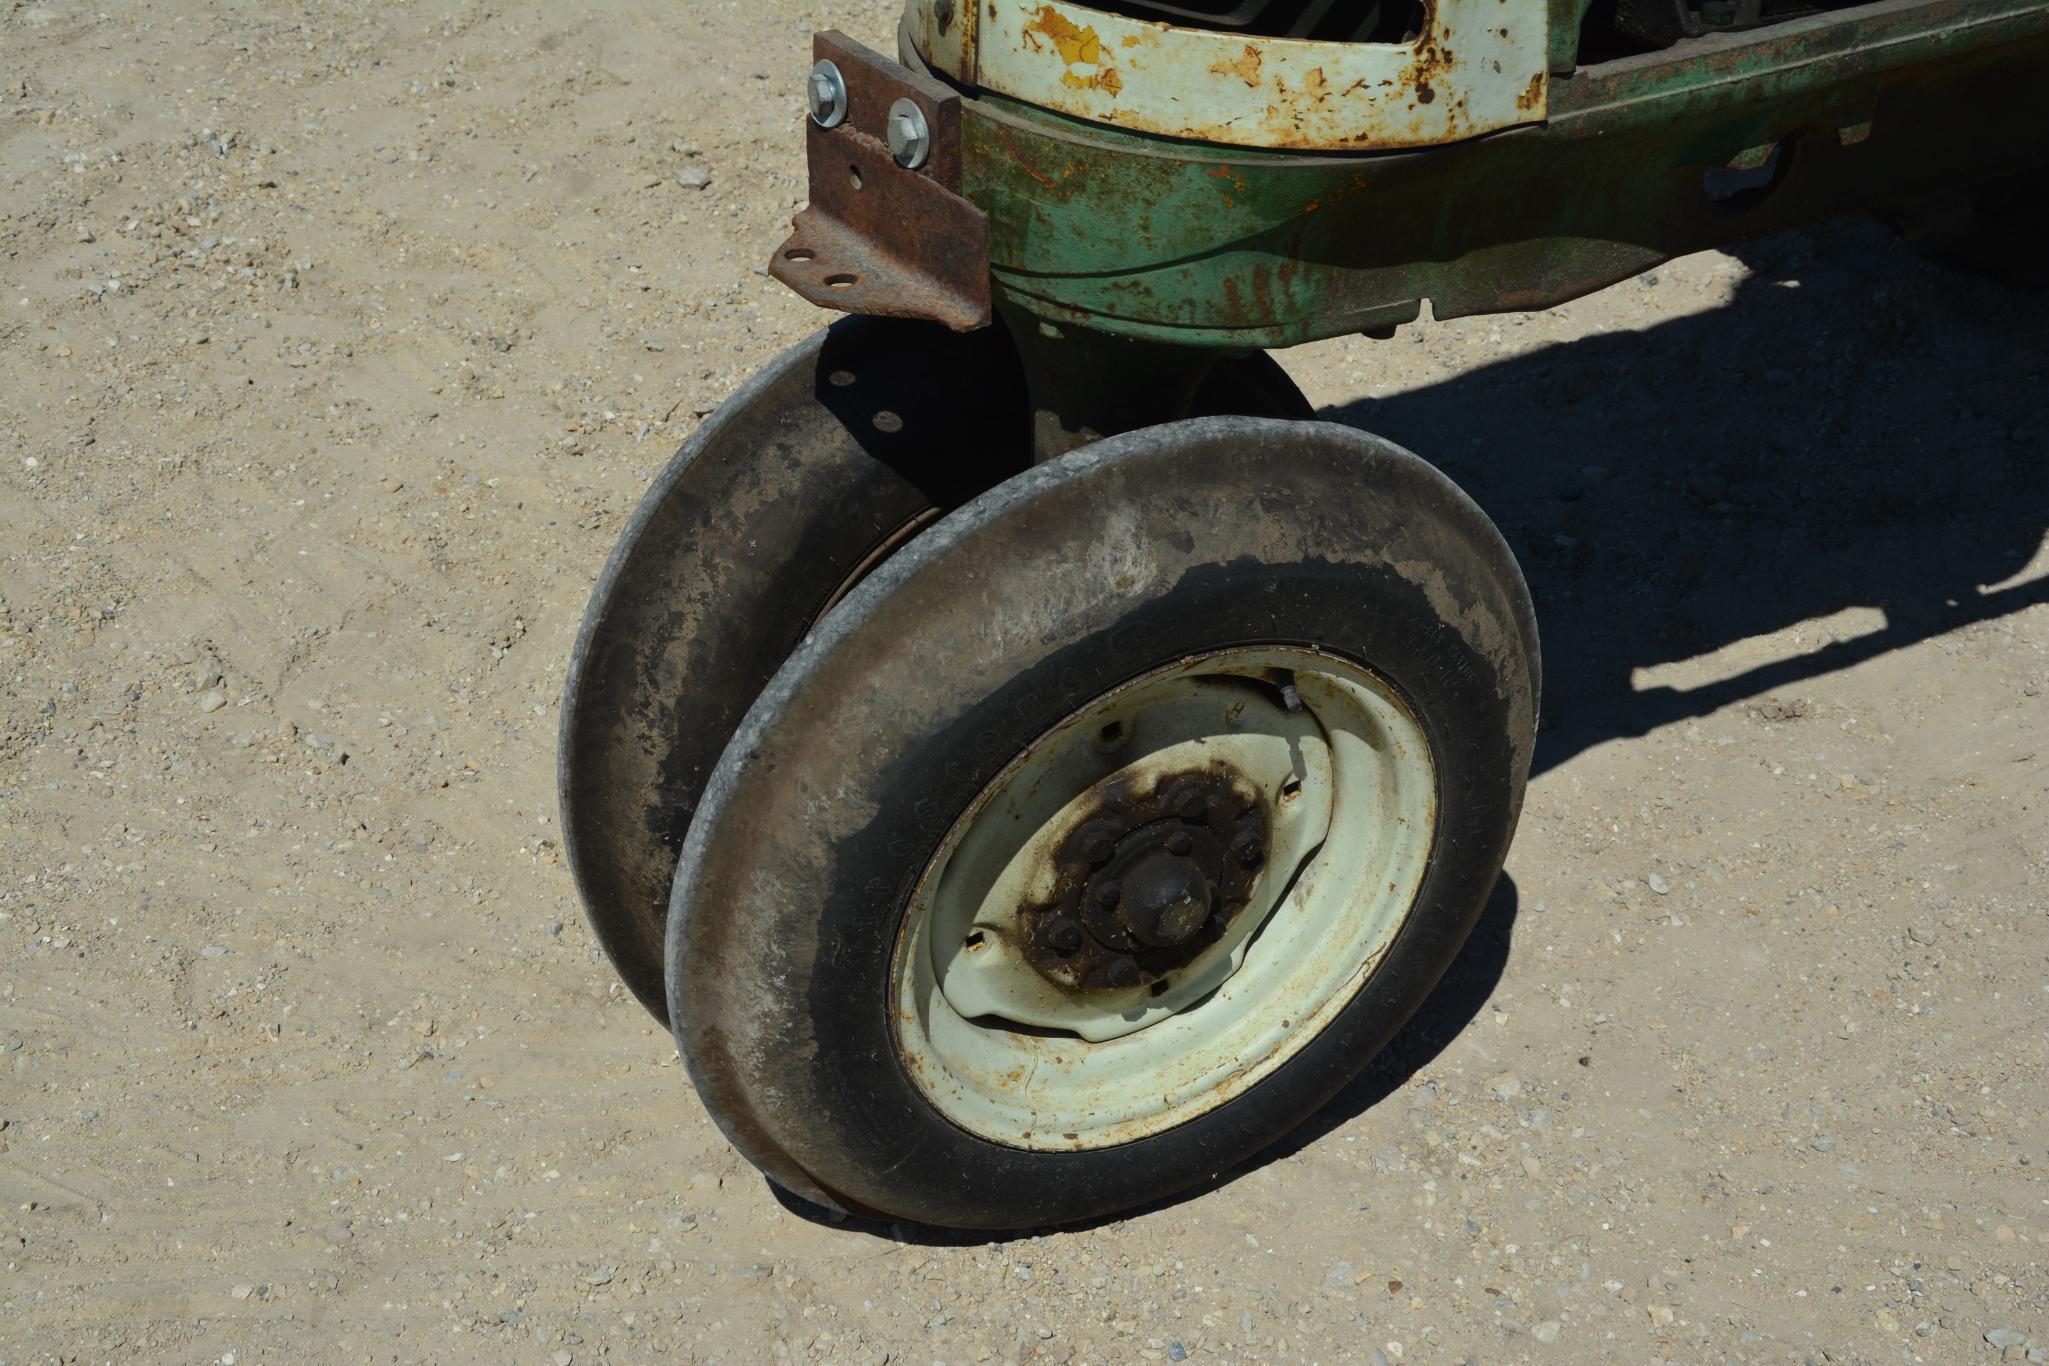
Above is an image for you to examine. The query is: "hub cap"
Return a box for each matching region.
[892,645,1438,1150]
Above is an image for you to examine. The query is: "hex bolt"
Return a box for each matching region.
[1044,917,1083,956]
[1093,880,1121,907]
[1230,828,1265,867]
[1170,786,1207,821]
[1105,956,1140,988]
[807,60,848,129]
[1165,831,1194,857]
[1077,821,1120,867]
[887,98,931,170]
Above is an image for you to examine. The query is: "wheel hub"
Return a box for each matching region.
[1023,769,1268,990]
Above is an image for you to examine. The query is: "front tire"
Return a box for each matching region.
[670,416,1538,1227]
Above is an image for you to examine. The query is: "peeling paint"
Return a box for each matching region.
[942,0,1546,150]
[1210,42,1262,88]
[1026,4,1102,63]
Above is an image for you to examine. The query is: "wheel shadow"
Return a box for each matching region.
[1317,219,2048,779]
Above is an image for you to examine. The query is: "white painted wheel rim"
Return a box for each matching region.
[891,646,1438,1151]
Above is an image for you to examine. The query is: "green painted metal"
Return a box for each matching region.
[945,0,2049,349]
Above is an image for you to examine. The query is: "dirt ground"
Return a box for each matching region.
[4,2,2046,1363]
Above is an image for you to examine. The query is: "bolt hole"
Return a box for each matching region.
[1281,778,1304,800]
[783,247,816,262]
[1149,979,1170,997]
[1094,720,1127,750]
[824,272,859,289]
[964,930,986,951]
[848,164,862,190]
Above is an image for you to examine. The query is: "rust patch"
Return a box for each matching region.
[770,33,990,332]
[1515,69,1544,112]
[1027,4,1101,65]
[1015,765,1268,993]
[1060,64,1123,96]
[1030,4,1120,97]
[1210,43,1263,89]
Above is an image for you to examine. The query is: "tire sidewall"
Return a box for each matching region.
[672,418,1537,1228]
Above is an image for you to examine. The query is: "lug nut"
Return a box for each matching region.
[807,60,849,129]
[1104,956,1140,988]
[1230,828,1265,867]
[1170,785,1207,820]
[1044,917,1083,956]
[1093,880,1120,907]
[1165,831,1193,857]
[1077,821,1120,867]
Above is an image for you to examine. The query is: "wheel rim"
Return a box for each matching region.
[892,645,1438,1151]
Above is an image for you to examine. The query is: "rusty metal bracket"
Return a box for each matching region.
[771,32,992,332]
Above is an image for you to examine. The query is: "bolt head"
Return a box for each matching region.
[1045,917,1083,956]
[1230,829,1265,867]
[1077,821,1120,867]
[807,60,848,129]
[886,97,930,169]
[1105,956,1140,988]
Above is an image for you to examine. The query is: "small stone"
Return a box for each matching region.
[553,1353,574,1366]
[231,1283,254,1300]
[1908,925,1938,945]
[1986,1329,2028,1351]
[1811,1136,1835,1152]
[677,166,712,190]
[197,689,228,713]
[1168,1346,1188,1363]
[1329,1260,1355,1287]
[1532,1321,1561,1343]
[1489,1072,1523,1100]
[1648,873,1671,896]
[200,946,227,958]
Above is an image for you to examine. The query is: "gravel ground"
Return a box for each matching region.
[3,2,2045,1363]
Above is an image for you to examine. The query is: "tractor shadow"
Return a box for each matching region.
[1319,219,2049,780]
